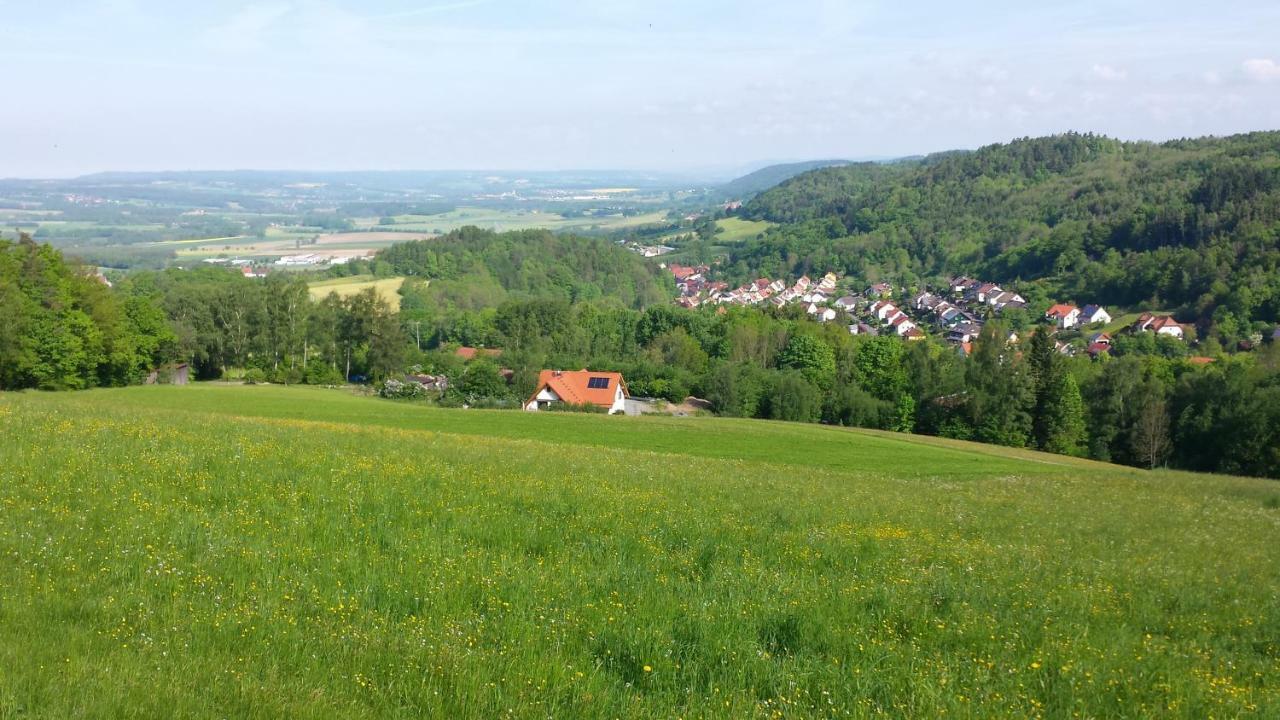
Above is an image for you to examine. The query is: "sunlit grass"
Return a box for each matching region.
[1,387,1277,718]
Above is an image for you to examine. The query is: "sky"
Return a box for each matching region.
[2,0,1279,177]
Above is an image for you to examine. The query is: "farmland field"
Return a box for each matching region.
[358,207,671,235]
[307,275,407,310]
[1,385,1278,718]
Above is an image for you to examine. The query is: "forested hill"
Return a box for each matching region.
[738,132,1280,332]
[718,159,855,199]
[363,227,672,309]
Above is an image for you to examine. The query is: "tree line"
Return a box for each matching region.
[407,297,1280,479]
[6,231,1278,480]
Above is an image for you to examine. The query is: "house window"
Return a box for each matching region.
[587,377,610,389]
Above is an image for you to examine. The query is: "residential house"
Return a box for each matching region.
[525,370,628,414]
[1045,304,1082,330]
[890,315,916,335]
[913,292,941,311]
[948,322,983,344]
[869,301,897,322]
[973,283,1001,303]
[867,282,893,298]
[988,291,1026,310]
[1132,313,1185,339]
[938,306,964,326]
[815,307,838,323]
[1080,305,1112,325]
[950,276,977,295]
[834,296,859,312]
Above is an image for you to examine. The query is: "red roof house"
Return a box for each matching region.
[525,370,629,414]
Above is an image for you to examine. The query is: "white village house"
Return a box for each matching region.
[1080,305,1112,325]
[525,370,628,414]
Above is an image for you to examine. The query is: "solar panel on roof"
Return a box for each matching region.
[587,377,610,389]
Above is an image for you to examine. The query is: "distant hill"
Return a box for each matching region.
[717,159,856,199]
[735,131,1280,329]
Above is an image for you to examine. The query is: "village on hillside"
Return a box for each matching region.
[665,263,1190,360]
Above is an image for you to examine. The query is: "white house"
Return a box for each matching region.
[1133,314,1185,339]
[525,370,628,414]
[1080,305,1112,325]
[1045,304,1082,330]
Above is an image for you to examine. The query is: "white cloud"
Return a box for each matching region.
[204,3,293,52]
[369,0,495,21]
[1092,64,1128,81]
[1243,58,1280,82]
[1026,86,1055,103]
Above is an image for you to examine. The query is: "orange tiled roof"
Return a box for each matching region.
[529,370,628,408]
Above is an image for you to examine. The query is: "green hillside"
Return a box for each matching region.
[718,160,855,200]
[2,385,1278,718]
[736,132,1280,334]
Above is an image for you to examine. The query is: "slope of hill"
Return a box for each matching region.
[718,160,855,200]
[2,385,1277,718]
[738,132,1280,329]
[371,226,673,310]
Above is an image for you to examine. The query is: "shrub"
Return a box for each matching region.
[303,363,345,386]
[544,402,608,414]
[378,379,429,400]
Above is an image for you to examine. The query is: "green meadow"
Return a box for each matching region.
[715,217,775,243]
[1,385,1277,718]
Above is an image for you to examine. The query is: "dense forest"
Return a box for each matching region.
[732,132,1280,345]
[334,227,673,348]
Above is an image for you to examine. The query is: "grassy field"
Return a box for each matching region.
[1099,310,1180,336]
[307,275,407,310]
[715,217,775,243]
[1,385,1278,718]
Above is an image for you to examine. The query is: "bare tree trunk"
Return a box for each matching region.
[1133,399,1171,469]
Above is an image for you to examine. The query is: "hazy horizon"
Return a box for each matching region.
[4,0,1280,178]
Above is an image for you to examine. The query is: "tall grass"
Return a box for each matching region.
[1,387,1277,718]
